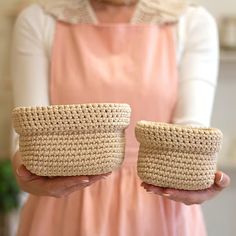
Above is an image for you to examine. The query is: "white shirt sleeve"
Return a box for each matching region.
[11,5,218,129]
[173,7,219,127]
[11,5,53,156]
[11,5,53,108]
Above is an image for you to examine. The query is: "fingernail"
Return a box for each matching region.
[162,193,171,197]
[81,179,90,184]
[218,173,224,183]
[16,166,32,178]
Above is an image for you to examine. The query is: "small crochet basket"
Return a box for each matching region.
[135,121,223,191]
[12,103,131,176]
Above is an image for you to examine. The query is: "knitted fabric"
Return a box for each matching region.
[38,0,188,25]
[12,103,131,176]
[135,121,223,190]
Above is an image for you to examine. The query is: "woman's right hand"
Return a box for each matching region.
[12,151,110,198]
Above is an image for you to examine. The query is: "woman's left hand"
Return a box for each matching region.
[141,171,230,205]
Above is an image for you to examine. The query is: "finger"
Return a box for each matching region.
[168,172,231,203]
[63,183,92,197]
[48,175,90,189]
[214,171,231,190]
[141,181,213,204]
[163,186,224,205]
[141,182,155,189]
[16,165,42,181]
[161,188,207,204]
[103,172,112,176]
[48,175,107,198]
[143,184,211,205]
[141,183,165,195]
[62,173,109,187]
[62,174,109,197]
[17,174,90,196]
[89,174,109,182]
[15,172,48,195]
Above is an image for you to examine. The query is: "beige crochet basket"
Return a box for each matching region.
[12,103,131,176]
[135,121,223,191]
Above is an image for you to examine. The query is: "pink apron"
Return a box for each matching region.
[17,21,207,236]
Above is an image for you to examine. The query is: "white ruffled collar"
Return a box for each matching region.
[38,0,188,24]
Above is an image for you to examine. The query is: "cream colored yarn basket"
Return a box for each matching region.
[12,103,131,176]
[135,121,223,191]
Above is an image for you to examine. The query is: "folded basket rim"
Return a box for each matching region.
[135,121,223,154]
[136,120,222,134]
[12,103,132,135]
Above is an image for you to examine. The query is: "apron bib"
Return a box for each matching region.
[50,23,178,164]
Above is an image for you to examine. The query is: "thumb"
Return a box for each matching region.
[214,171,231,190]
[16,165,38,181]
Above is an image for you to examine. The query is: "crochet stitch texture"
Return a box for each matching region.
[38,0,188,24]
[135,121,223,190]
[12,103,131,176]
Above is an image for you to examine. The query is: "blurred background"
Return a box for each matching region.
[0,0,236,235]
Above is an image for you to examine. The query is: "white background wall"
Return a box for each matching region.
[196,0,236,19]
[202,62,236,236]
[196,2,236,236]
[0,7,15,158]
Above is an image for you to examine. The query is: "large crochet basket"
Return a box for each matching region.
[135,121,223,191]
[12,103,131,176]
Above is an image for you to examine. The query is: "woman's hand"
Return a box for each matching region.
[142,171,230,205]
[12,151,110,198]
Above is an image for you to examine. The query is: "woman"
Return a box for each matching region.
[11,0,230,235]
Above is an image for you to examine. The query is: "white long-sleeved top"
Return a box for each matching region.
[11,3,219,128]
